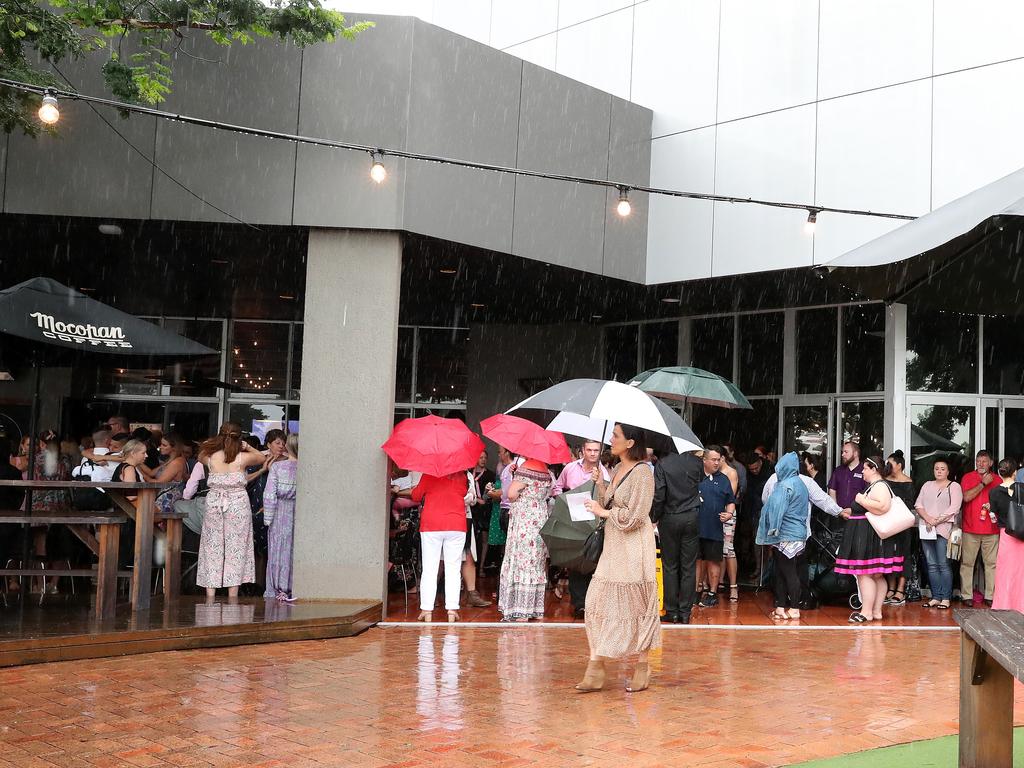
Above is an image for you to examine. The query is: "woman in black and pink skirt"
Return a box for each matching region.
[835,455,904,623]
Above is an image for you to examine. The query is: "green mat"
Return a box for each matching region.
[789,728,1024,767]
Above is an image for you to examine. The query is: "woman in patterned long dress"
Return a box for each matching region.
[196,423,265,599]
[264,434,298,601]
[498,459,553,622]
[577,423,659,694]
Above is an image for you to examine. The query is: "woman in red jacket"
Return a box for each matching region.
[412,472,471,622]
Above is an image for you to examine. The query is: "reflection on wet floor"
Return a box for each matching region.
[1,625,1016,767]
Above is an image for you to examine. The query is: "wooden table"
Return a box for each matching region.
[954,609,1024,768]
[106,490,186,606]
[0,480,168,614]
[0,509,127,618]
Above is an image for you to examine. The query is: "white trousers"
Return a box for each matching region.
[420,531,464,611]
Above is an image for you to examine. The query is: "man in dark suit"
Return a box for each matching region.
[652,449,704,624]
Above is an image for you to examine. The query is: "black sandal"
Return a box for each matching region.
[848,612,869,623]
[922,600,940,608]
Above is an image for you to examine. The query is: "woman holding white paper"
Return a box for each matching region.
[914,459,962,609]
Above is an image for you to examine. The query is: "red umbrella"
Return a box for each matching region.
[480,414,572,465]
[382,415,485,477]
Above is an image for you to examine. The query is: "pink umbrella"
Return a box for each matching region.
[480,414,572,465]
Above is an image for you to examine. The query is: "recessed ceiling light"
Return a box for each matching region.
[439,268,457,275]
[661,297,681,304]
[278,294,296,300]
[98,223,122,236]
[210,258,230,265]
[591,314,603,319]
[79,287,96,292]
[470,303,486,309]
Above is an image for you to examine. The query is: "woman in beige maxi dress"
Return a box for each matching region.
[577,423,660,693]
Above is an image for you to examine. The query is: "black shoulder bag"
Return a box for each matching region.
[1004,483,1024,540]
[582,465,640,565]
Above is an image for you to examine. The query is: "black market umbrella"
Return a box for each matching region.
[0,277,216,478]
[822,166,1024,314]
[540,480,598,574]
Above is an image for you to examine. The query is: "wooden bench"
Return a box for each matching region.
[0,480,170,613]
[954,609,1024,768]
[0,509,127,619]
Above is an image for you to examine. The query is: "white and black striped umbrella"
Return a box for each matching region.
[507,378,703,454]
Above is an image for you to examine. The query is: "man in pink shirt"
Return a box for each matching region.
[552,441,609,619]
[553,440,610,495]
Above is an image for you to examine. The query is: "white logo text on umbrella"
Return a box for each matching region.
[30,312,133,348]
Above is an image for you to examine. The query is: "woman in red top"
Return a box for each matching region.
[412,472,471,622]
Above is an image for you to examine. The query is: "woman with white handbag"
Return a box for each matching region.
[835,456,908,623]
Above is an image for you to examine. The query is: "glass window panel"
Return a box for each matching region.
[229,402,286,442]
[842,304,885,393]
[96,318,223,397]
[415,328,468,405]
[1005,408,1024,466]
[739,313,783,395]
[784,405,829,463]
[906,310,978,393]
[230,322,290,398]
[985,405,999,457]
[164,402,219,442]
[691,398,779,454]
[286,404,299,435]
[413,406,466,422]
[691,316,734,380]
[642,322,679,370]
[796,308,836,394]
[983,316,1024,395]
[837,401,884,463]
[604,325,638,382]
[290,324,303,400]
[908,403,975,481]
[395,327,414,404]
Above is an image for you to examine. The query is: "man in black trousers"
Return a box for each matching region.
[652,449,704,624]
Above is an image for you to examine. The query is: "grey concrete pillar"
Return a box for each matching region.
[883,303,908,455]
[293,229,401,602]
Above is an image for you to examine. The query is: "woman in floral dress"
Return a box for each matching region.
[498,459,553,622]
[196,423,266,599]
[263,434,298,601]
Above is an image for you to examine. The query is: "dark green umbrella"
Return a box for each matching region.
[540,480,598,574]
[628,366,752,410]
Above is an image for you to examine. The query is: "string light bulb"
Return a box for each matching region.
[370,151,387,184]
[616,187,631,217]
[38,90,59,125]
[804,209,818,235]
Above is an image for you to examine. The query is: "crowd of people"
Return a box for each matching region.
[0,418,299,602]
[393,431,1024,690]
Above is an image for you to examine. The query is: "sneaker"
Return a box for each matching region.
[698,592,719,608]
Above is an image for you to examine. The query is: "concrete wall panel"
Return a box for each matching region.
[293,16,414,229]
[151,37,301,224]
[6,52,156,219]
[403,22,522,252]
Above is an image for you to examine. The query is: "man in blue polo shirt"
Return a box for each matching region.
[697,445,736,608]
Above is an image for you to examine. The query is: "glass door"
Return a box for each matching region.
[836,399,884,463]
[906,395,977,481]
[1004,404,1024,464]
[783,402,831,466]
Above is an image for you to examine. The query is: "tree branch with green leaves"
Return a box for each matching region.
[0,0,372,135]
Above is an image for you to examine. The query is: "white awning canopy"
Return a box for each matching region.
[823,168,1024,313]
